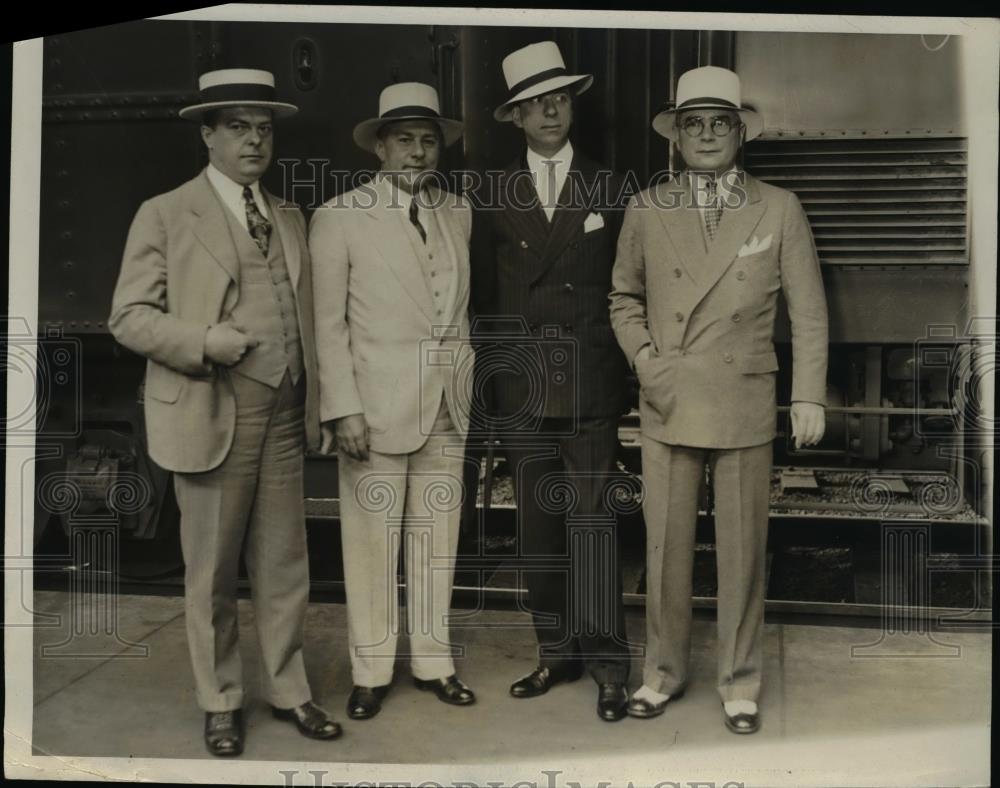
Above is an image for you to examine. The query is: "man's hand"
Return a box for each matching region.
[204,322,259,366]
[334,413,370,462]
[790,402,825,449]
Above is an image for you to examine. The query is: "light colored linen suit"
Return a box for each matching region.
[310,178,474,686]
[610,171,827,701]
[109,170,321,712]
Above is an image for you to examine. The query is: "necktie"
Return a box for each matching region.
[704,180,723,241]
[409,198,427,244]
[242,186,271,256]
[541,159,557,221]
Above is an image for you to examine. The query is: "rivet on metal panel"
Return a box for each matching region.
[64,260,74,269]
[66,291,76,299]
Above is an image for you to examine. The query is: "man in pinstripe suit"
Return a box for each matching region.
[471,41,632,722]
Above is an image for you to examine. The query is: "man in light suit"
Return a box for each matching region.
[310,83,476,720]
[610,66,828,733]
[472,41,632,722]
[109,69,340,756]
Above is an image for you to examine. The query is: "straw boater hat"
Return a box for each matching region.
[494,41,593,122]
[353,82,464,153]
[178,68,298,120]
[652,66,763,143]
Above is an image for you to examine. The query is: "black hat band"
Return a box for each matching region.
[199,83,278,104]
[506,67,570,100]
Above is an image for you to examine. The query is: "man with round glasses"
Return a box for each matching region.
[610,66,828,734]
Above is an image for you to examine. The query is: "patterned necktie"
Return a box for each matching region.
[704,179,723,241]
[408,198,427,244]
[242,186,272,256]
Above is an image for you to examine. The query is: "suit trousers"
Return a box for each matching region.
[337,398,463,687]
[639,436,771,702]
[173,369,312,712]
[503,418,630,684]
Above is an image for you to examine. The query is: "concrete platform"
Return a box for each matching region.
[19,591,992,786]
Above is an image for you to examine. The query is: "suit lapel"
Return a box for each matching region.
[653,179,705,285]
[189,171,240,282]
[264,189,301,288]
[533,155,595,284]
[691,173,766,302]
[503,159,550,258]
[365,179,435,322]
[430,190,465,323]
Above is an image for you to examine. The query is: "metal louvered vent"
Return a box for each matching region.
[744,137,968,265]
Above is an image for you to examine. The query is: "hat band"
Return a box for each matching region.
[506,66,569,99]
[676,96,739,110]
[381,105,442,120]
[199,83,279,104]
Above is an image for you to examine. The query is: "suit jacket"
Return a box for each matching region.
[609,172,828,449]
[309,178,475,455]
[109,170,321,473]
[471,151,630,421]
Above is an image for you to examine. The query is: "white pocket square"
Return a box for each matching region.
[583,212,605,233]
[738,233,773,257]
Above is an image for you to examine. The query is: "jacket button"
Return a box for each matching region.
[529,322,538,332]
[675,312,684,322]
[723,353,734,363]
[571,241,579,249]
[732,313,741,322]
[520,240,529,249]
[564,282,574,292]
[563,323,574,333]
[674,268,682,278]
[736,270,746,280]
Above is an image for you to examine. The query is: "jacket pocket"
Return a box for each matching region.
[145,361,184,403]
[739,351,779,375]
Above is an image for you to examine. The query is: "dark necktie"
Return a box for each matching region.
[409,198,427,244]
[242,185,272,256]
[704,180,723,241]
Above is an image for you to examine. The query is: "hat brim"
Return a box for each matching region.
[178,100,299,120]
[352,116,464,153]
[493,74,593,122]
[652,104,763,142]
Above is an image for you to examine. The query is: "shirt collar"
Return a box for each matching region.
[206,163,264,206]
[526,140,573,175]
[688,167,742,203]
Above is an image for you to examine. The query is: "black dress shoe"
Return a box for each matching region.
[626,688,685,719]
[414,675,476,706]
[204,709,244,757]
[509,664,584,699]
[272,701,342,740]
[597,683,628,722]
[346,685,389,720]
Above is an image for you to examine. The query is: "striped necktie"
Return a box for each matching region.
[242,186,272,256]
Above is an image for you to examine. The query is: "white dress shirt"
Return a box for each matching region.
[527,140,573,222]
[206,163,269,231]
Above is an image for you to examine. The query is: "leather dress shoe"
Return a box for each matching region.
[597,683,628,722]
[204,709,244,757]
[272,701,342,740]
[414,675,476,706]
[346,685,389,720]
[626,688,685,719]
[509,663,584,699]
[723,706,760,734]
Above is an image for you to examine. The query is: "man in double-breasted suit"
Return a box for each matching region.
[310,83,477,720]
[472,41,632,722]
[109,69,340,756]
[610,66,828,733]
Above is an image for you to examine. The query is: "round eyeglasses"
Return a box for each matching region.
[680,115,741,138]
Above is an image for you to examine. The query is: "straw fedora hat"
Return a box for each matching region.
[353,82,464,153]
[494,41,593,122]
[652,66,763,142]
[179,68,298,120]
